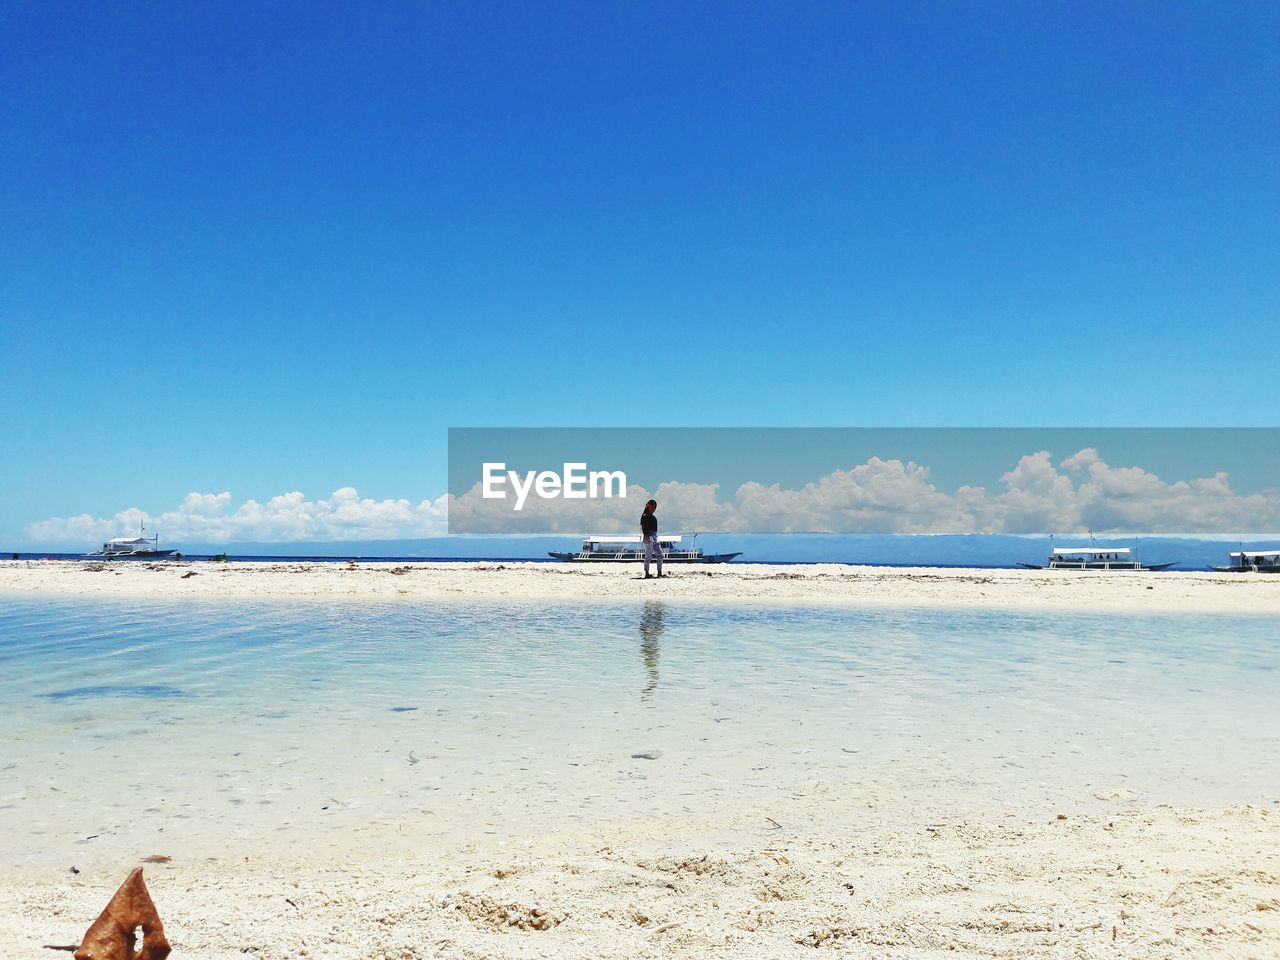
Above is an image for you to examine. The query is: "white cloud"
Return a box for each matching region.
[21,450,1280,546]
[1057,449,1277,533]
[445,449,1280,535]
[730,458,978,534]
[24,488,449,547]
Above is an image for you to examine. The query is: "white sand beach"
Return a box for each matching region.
[2,558,1278,612]
[5,804,1278,959]
[3,560,1277,958]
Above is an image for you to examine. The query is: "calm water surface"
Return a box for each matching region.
[1,595,1276,868]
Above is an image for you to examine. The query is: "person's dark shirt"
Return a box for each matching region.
[640,510,657,536]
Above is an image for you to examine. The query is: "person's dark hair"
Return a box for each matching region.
[646,499,657,509]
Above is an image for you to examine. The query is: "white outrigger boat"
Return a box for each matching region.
[548,534,741,563]
[84,525,180,560]
[1213,549,1280,573]
[1019,546,1176,571]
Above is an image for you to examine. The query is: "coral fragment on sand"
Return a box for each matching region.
[73,868,170,960]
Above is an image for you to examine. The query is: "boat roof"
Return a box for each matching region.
[1229,549,1280,557]
[584,534,683,544]
[106,537,151,545]
[1052,547,1130,555]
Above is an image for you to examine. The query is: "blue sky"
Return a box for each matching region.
[2,2,1277,545]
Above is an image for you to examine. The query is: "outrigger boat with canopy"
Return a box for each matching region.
[1213,549,1280,573]
[83,524,180,560]
[1018,546,1176,571]
[549,534,741,563]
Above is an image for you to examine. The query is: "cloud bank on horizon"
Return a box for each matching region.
[23,449,1280,546]
[24,488,451,548]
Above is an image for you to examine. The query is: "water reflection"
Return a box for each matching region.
[639,601,665,701]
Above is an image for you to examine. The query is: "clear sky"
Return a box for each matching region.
[1,2,1276,544]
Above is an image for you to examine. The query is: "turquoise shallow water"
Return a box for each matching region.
[0,595,1276,868]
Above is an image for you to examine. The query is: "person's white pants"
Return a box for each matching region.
[643,535,663,576]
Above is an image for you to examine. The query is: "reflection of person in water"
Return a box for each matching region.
[639,600,665,701]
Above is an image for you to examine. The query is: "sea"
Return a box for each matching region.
[1,595,1276,870]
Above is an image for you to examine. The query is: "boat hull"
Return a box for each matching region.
[82,550,181,561]
[548,551,741,564]
[1212,564,1280,573]
[1018,561,1177,571]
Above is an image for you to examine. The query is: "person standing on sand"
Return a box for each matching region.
[641,499,663,579]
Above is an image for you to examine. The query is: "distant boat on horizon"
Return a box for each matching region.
[1017,545,1177,571]
[548,534,741,564]
[1213,548,1280,573]
[84,525,180,561]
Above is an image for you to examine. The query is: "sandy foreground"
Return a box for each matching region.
[1,558,1279,612]
[3,805,1278,960]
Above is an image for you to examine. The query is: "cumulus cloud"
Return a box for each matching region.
[25,488,449,546]
[447,449,1280,535]
[1050,448,1277,533]
[22,450,1280,546]
[730,458,979,534]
